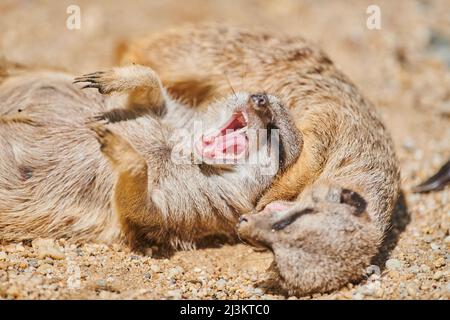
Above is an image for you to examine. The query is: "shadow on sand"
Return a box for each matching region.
[371,191,410,269]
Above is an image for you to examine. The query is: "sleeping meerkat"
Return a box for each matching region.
[0,62,302,251]
[118,25,401,294]
[237,183,380,295]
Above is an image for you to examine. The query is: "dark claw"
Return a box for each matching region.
[92,115,106,121]
[81,71,105,77]
[413,160,450,193]
[81,84,100,90]
[73,71,106,84]
[74,77,99,83]
[85,115,109,125]
[73,77,99,84]
[88,124,109,141]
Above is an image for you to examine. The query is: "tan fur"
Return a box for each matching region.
[0,62,302,251]
[118,25,401,294]
[237,183,380,295]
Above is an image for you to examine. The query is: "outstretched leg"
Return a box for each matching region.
[90,124,161,250]
[74,65,166,121]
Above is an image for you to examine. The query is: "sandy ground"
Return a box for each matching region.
[0,0,449,300]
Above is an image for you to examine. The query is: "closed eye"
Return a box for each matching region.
[271,208,316,231]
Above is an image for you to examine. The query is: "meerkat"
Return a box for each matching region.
[118,25,401,294]
[0,61,302,251]
[237,183,379,296]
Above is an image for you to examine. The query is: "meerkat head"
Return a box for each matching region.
[236,184,373,250]
[194,92,302,175]
[236,184,381,295]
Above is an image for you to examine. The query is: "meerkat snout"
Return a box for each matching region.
[248,93,273,122]
[249,93,269,109]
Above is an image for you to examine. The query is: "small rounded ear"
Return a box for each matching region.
[340,189,367,216]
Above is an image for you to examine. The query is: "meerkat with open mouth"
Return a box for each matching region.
[118,25,401,294]
[0,62,302,252]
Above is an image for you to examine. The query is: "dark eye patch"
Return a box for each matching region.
[340,189,367,216]
[272,208,316,231]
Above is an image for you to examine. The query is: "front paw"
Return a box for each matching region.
[74,65,161,96]
[88,122,145,173]
[89,123,125,164]
[74,70,117,94]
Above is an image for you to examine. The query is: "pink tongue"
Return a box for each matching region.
[199,130,247,160]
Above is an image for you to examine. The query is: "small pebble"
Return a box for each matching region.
[444,236,450,245]
[95,279,107,290]
[430,243,440,251]
[433,271,444,280]
[150,264,160,273]
[166,289,182,299]
[253,288,264,296]
[28,259,39,268]
[32,238,65,260]
[407,286,417,297]
[420,264,431,273]
[36,263,53,275]
[386,259,403,271]
[409,265,420,274]
[216,279,228,290]
[0,251,7,261]
[168,266,183,278]
[434,257,446,268]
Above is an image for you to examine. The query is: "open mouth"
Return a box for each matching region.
[196,110,249,162]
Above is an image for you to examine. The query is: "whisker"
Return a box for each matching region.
[237,232,250,246]
[224,72,237,99]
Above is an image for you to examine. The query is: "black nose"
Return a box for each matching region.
[239,216,248,223]
[250,93,269,109]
